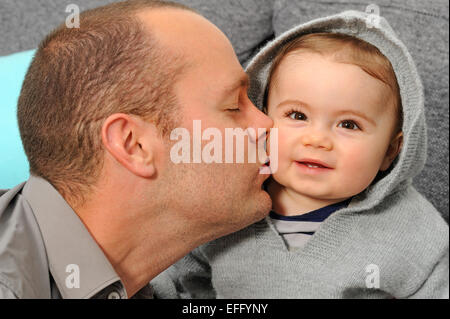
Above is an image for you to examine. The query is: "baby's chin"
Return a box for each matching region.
[296,185,360,200]
[274,179,361,203]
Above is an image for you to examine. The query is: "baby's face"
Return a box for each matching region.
[267,52,399,201]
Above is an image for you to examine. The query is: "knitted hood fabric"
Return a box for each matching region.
[246,10,427,213]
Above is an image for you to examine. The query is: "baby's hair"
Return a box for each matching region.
[263,32,403,133]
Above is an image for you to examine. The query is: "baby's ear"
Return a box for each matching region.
[380,131,403,171]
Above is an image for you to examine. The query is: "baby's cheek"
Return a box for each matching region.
[340,144,382,188]
[269,126,289,156]
[269,127,293,175]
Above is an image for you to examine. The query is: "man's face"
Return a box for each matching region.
[140,9,273,241]
[267,52,398,203]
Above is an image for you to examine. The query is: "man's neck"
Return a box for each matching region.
[267,179,346,216]
[75,196,200,298]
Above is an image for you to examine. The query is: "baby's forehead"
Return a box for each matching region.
[269,52,395,111]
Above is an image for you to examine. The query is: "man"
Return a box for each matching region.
[0,0,272,299]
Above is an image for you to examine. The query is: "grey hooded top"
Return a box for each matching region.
[152,10,448,299]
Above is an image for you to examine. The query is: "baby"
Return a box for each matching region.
[152,11,449,298]
[262,30,404,251]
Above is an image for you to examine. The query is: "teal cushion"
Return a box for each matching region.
[0,50,35,188]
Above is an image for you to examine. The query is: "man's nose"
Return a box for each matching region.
[246,102,273,143]
[299,128,333,151]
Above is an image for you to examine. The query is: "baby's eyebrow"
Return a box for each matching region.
[335,110,376,126]
[276,99,311,110]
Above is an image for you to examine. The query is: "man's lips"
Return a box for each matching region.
[296,158,333,169]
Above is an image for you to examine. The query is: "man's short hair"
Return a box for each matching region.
[17,0,194,206]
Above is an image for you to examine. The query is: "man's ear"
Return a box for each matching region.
[380,131,403,171]
[101,113,158,178]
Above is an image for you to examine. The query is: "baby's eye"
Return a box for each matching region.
[338,120,360,130]
[287,111,307,121]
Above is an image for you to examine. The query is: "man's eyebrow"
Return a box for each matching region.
[222,73,249,97]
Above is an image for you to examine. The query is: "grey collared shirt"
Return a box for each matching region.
[0,175,153,299]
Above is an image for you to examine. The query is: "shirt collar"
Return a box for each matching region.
[269,197,353,222]
[22,175,127,299]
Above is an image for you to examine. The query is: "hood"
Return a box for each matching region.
[246,10,426,211]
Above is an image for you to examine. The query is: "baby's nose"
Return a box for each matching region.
[300,131,333,150]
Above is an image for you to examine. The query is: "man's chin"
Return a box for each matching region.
[219,192,271,240]
[249,188,272,222]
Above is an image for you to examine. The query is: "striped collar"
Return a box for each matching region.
[270,198,353,222]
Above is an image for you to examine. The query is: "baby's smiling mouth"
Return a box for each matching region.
[296,158,333,169]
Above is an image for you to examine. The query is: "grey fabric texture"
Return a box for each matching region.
[0,0,447,219]
[0,0,276,63]
[152,10,449,299]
